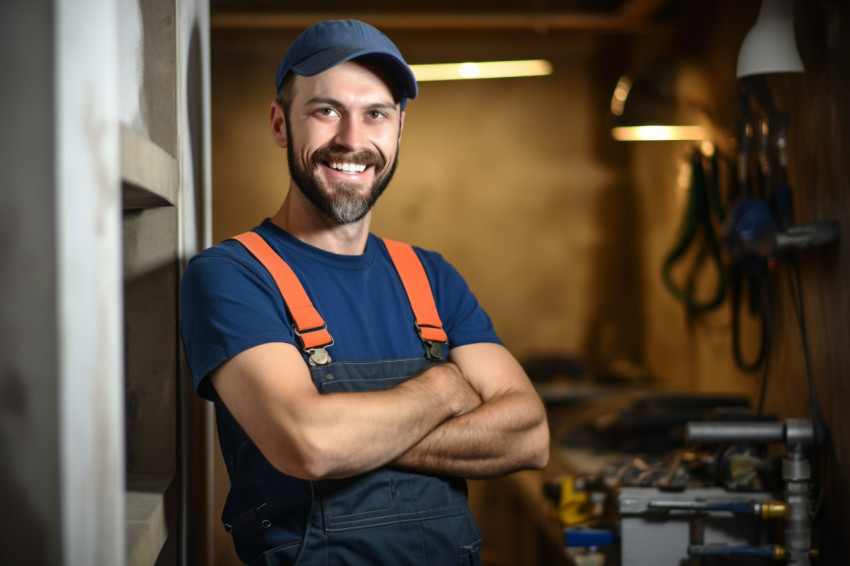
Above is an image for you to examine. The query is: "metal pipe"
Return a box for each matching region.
[784,443,812,566]
[684,419,817,563]
[647,499,788,517]
[685,421,784,444]
[689,545,786,559]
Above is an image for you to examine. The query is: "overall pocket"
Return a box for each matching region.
[320,470,394,529]
[261,539,303,566]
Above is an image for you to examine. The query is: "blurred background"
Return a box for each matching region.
[2,1,848,565]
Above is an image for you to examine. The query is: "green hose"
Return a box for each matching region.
[661,149,727,313]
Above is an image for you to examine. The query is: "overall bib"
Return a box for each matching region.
[217,232,483,566]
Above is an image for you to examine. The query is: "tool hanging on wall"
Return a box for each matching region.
[726,110,771,373]
[724,102,840,375]
[661,148,727,316]
[724,79,836,566]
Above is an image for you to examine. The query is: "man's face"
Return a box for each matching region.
[283,61,403,225]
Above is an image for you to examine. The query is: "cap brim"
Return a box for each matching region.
[291,45,418,101]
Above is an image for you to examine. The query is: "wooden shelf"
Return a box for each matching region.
[121,125,177,209]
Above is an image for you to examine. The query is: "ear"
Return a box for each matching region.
[397,110,405,144]
[270,100,288,148]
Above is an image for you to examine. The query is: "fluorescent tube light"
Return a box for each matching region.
[410,59,553,82]
[609,59,709,142]
[611,125,707,142]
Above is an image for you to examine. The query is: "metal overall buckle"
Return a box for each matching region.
[415,323,445,360]
[307,347,331,367]
[293,325,333,366]
[423,340,444,360]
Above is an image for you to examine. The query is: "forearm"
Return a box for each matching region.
[211,344,482,481]
[286,364,479,479]
[392,388,550,478]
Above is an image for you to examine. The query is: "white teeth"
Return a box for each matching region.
[329,162,367,173]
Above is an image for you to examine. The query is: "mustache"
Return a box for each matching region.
[311,146,385,169]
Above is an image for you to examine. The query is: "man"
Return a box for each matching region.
[181,19,549,565]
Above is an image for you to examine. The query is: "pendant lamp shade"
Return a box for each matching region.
[737,0,804,78]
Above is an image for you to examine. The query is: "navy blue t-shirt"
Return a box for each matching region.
[180,220,502,400]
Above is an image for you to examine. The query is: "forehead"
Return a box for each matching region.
[291,61,398,107]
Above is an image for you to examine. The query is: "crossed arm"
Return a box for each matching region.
[392,343,549,478]
[211,341,549,481]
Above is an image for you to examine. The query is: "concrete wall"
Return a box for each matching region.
[0,0,212,564]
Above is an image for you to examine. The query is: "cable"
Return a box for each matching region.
[756,276,773,414]
[731,264,768,372]
[785,255,829,519]
[785,257,825,424]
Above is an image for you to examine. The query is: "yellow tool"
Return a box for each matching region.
[544,474,595,526]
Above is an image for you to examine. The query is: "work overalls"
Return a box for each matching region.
[216,232,483,566]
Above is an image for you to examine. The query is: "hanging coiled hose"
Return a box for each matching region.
[661,148,727,315]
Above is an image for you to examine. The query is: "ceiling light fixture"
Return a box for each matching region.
[610,60,708,142]
[410,59,553,82]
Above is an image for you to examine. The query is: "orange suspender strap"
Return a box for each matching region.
[230,231,447,363]
[382,238,448,359]
[230,232,334,365]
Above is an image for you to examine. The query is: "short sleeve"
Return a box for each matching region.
[180,244,295,400]
[416,249,503,349]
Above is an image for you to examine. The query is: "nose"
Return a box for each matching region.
[332,114,366,151]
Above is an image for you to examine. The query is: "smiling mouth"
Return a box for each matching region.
[327,161,368,174]
[313,146,384,176]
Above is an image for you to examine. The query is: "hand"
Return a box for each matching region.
[428,362,482,417]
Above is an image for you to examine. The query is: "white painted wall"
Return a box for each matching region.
[57,0,125,563]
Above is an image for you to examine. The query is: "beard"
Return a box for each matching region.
[285,121,399,225]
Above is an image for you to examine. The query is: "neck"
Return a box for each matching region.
[270,187,371,256]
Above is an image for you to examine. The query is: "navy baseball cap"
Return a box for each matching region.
[275,20,418,108]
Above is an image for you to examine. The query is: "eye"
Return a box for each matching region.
[366,110,386,120]
[316,107,339,118]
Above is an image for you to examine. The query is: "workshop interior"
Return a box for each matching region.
[3,0,849,565]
